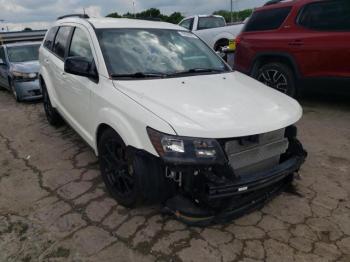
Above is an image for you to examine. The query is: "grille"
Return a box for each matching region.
[224,129,288,176]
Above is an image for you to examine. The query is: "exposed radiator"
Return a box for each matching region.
[224,129,288,176]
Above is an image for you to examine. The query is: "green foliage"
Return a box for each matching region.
[106,12,122,18]
[106,7,253,24]
[106,8,184,24]
[214,9,253,23]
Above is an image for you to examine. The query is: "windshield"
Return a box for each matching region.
[198,17,226,30]
[97,29,230,79]
[7,45,40,63]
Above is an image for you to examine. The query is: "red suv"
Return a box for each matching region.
[234,0,350,97]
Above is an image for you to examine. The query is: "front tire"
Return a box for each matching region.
[10,80,21,102]
[98,129,173,208]
[42,82,63,126]
[98,129,143,207]
[253,62,296,97]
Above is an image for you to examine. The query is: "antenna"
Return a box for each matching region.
[83,8,86,16]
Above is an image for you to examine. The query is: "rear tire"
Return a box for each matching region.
[253,62,296,97]
[42,81,63,126]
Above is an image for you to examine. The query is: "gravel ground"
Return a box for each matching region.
[0,89,349,262]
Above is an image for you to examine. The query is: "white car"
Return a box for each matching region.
[179,15,244,50]
[39,14,307,225]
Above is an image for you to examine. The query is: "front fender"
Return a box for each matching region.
[94,106,175,157]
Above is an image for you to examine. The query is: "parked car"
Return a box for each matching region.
[0,42,42,101]
[39,14,307,225]
[179,15,244,51]
[234,0,350,97]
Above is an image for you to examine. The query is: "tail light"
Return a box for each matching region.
[235,34,242,46]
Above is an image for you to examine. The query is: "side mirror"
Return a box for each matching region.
[0,58,5,65]
[64,56,98,81]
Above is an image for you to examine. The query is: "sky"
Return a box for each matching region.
[0,0,266,31]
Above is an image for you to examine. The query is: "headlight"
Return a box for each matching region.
[147,127,226,164]
[12,71,37,81]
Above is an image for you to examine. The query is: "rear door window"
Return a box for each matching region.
[198,17,226,30]
[52,26,72,59]
[298,0,350,31]
[0,47,6,62]
[43,26,59,50]
[243,7,292,32]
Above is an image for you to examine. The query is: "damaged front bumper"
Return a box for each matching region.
[161,138,307,226]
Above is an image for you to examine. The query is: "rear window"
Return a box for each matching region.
[298,0,350,31]
[52,26,72,59]
[243,7,292,32]
[43,27,58,50]
[198,17,226,30]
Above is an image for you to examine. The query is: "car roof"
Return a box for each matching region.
[184,15,224,19]
[3,41,42,48]
[56,17,186,31]
[255,0,314,11]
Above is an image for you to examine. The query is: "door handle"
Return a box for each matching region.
[44,59,50,64]
[61,72,67,78]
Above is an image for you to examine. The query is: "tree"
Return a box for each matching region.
[213,8,253,23]
[23,27,32,31]
[166,12,184,24]
[106,12,122,18]
[106,8,184,24]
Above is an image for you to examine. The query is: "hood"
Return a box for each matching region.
[10,61,40,73]
[113,72,302,138]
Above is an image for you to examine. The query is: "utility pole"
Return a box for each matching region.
[133,1,136,18]
[230,0,233,23]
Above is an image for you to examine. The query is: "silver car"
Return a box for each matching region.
[0,42,42,102]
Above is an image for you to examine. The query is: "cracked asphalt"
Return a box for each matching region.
[0,89,349,262]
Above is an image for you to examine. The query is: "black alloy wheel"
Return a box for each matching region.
[254,62,296,97]
[98,129,142,207]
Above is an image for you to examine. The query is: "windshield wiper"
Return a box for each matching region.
[110,72,167,79]
[169,68,226,76]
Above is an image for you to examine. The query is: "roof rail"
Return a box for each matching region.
[264,0,284,6]
[57,14,90,20]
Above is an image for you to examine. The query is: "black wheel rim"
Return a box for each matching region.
[258,69,288,94]
[101,139,135,197]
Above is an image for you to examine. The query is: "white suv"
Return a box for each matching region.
[39,14,307,225]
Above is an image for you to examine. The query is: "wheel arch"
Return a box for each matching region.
[39,69,58,107]
[250,52,301,80]
[213,38,230,51]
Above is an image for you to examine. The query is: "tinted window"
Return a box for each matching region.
[53,26,72,59]
[7,45,40,63]
[69,28,93,61]
[198,17,226,30]
[0,47,5,62]
[179,19,194,30]
[298,0,350,31]
[244,7,291,32]
[43,27,58,50]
